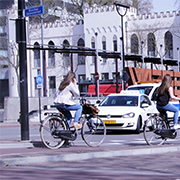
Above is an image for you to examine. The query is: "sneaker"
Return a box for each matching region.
[174,124,180,130]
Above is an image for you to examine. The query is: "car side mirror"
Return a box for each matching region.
[96,100,101,104]
[141,103,149,108]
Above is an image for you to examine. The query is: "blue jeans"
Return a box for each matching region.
[156,103,179,125]
[55,103,82,125]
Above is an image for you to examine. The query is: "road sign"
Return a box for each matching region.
[24,5,44,17]
[37,84,42,89]
[36,75,43,85]
[94,72,99,81]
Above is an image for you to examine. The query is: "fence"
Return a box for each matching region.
[126,67,180,96]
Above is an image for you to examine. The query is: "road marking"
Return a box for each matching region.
[110,140,126,143]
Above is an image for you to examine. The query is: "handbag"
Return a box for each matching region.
[83,104,100,115]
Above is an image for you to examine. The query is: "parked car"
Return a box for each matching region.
[97,90,156,133]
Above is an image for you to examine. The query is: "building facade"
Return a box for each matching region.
[1,2,180,108]
[28,5,180,98]
[0,0,15,108]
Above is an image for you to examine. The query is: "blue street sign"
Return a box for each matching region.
[36,75,43,85]
[24,5,44,17]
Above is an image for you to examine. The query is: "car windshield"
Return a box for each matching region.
[127,86,153,95]
[99,96,138,107]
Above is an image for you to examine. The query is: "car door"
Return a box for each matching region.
[139,95,154,121]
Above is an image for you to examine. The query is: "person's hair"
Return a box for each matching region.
[59,72,75,91]
[158,74,172,95]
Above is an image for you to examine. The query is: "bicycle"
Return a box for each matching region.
[40,98,106,149]
[143,111,179,146]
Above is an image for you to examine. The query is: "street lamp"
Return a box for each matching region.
[114,2,129,90]
[95,32,99,99]
[177,47,179,71]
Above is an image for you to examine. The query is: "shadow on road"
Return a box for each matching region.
[30,141,45,148]
[106,130,143,135]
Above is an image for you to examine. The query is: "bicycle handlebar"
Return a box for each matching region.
[79,97,87,106]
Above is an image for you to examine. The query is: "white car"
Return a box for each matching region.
[126,81,161,101]
[126,81,180,119]
[97,90,156,133]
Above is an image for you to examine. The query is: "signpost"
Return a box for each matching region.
[17,2,45,140]
[94,72,99,81]
[36,75,43,123]
[95,72,99,99]
[24,5,44,17]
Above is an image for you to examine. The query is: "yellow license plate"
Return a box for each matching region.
[103,120,116,124]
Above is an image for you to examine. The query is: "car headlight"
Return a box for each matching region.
[122,112,135,118]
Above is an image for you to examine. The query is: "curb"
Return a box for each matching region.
[0,142,34,149]
[1,145,180,167]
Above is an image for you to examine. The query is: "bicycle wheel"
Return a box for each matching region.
[143,115,167,146]
[40,115,67,149]
[81,115,106,147]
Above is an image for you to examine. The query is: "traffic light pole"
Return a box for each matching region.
[18,0,29,140]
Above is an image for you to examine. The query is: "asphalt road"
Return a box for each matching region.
[1,122,180,147]
[1,122,180,179]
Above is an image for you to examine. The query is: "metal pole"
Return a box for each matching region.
[121,15,126,90]
[141,41,144,68]
[71,53,73,72]
[38,88,41,123]
[160,44,163,70]
[114,3,129,90]
[95,32,99,98]
[115,58,119,93]
[18,0,29,140]
[177,47,179,72]
[40,0,47,96]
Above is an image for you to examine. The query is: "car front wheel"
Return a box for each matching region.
[135,116,141,134]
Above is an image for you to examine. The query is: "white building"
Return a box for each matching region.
[2,3,180,101]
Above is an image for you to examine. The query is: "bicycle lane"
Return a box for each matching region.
[1,138,180,166]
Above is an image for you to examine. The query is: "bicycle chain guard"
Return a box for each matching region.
[154,129,177,139]
[53,130,77,141]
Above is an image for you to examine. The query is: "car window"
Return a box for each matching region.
[99,96,138,106]
[140,95,151,105]
[127,86,153,95]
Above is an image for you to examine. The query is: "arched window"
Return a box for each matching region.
[147,33,156,56]
[131,34,139,54]
[91,36,95,64]
[77,38,85,65]
[113,35,117,62]
[34,42,40,68]
[113,35,117,52]
[48,41,55,67]
[102,36,106,63]
[48,76,56,98]
[63,39,70,67]
[165,31,173,59]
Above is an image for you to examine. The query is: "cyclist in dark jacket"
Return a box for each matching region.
[157,74,180,130]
